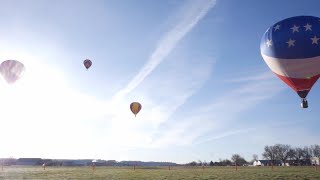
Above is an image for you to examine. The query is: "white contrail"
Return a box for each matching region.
[190,128,256,146]
[113,0,217,99]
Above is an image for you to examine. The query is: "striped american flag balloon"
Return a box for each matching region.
[260,16,320,107]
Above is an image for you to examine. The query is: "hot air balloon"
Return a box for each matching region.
[130,102,142,117]
[260,15,320,108]
[0,60,25,84]
[83,59,92,70]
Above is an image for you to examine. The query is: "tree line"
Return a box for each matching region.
[187,144,320,166]
[262,144,320,166]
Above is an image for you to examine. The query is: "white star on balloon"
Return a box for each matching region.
[290,25,299,33]
[266,39,272,47]
[304,23,312,31]
[311,36,320,44]
[274,24,280,31]
[286,39,295,47]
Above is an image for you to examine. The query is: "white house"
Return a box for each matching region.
[253,160,284,166]
[311,157,319,165]
[253,160,262,166]
[281,162,290,166]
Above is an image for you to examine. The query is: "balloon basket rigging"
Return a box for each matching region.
[301,98,308,108]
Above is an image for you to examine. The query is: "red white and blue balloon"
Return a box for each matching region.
[260,16,320,102]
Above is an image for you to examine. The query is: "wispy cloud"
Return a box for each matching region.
[147,70,286,148]
[113,0,217,100]
[103,55,215,150]
[194,128,256,145]
[96,0,218,152]
[225,71,275,83]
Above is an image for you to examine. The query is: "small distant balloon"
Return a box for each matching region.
[0,60,25,84]
[83,59,92,70]
[130,102,142,117]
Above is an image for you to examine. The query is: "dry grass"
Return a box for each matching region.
[0,166,320,179]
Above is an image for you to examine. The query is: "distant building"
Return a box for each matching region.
[0,158,16,166]
[16,158,42,166]
[73,159,93,166]
[311,157,319,165]
[105,160,117,166]
[61,160,74,166]
[253,160,262,166]
[61,159,93,166]
[252,160,282,166]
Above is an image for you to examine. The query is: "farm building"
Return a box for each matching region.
[311,157,319,165]
[16,158,42,165]
[62,159,93,166]
[253,160,262,166]
[252,160,282,166]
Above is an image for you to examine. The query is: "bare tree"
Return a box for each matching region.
[293,147,304,166]
[302,146,312,165]
[274,144,291,166]
[203,161,208,166]
[231,154,247,167]
[209,161,214,166]
[311,145,320,166]
[238,157,247,166]
[231,154,240,171]
[252,154,258,162]
[187,161,197,166]
[231,154,241,166]
[287,148,296,165]
[262,145,277,165]
[311,144,320,160]
[219,159,232,166]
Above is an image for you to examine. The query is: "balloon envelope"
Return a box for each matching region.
[0,60,25,84]
[130,102,142,117]
[260,16,320,98]
[83,59,92,69]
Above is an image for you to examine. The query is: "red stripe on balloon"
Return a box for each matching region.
[274,73,320,92]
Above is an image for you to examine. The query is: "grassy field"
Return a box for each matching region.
[0,166,320,179]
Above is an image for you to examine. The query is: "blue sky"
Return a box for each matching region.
[0,0,319,164]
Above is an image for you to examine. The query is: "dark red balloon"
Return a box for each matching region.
[83,59,92,70]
